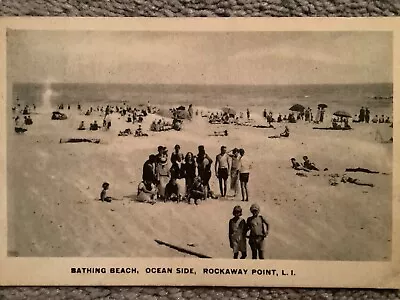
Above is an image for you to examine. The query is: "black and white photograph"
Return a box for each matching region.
[4,25,394,264]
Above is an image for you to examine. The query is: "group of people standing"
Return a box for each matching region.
[138,144,253,204]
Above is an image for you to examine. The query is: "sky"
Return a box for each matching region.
[7,30,392,85]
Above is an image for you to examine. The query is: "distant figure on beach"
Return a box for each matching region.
[90,121,99,131]
[268,126,289,139]
[277,114,282,123]
[137,180,157,204]
[263,109,267,119]
[215,146,230,197]
[359,107,365,122]
[213,130,228,136]
[188,104,193,120]
[246,204,269,260]
[302,156,319,171]
[372,115,378,123]
[290,158,310,172]
[385,117,391,123]
[319,108,325,123]
[188,176,205,205]
[379,115,385,123]
[365,108,370,123]
[68,105,70,110]
[246,108,250,119]
[100,182,113,202]
[341,174,374,187]
[77,103,81,110]
[239,148,251,202]
[229,205,247,259]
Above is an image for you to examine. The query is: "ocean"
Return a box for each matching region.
[11,82,393,116]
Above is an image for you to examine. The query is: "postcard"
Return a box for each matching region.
[0,17,399,287]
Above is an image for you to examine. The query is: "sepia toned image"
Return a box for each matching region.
[5,27,393,263]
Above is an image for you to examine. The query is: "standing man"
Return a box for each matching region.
[359,106,365,122]
[239,148,251,202]
[215,146,230,198]
[196,145,213,199]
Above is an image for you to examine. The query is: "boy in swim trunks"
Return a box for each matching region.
[215,146,230,197]
[246,204,269,259]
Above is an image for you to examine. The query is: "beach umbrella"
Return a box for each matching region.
[333,110,352,118]
[289,104,305,112]
[222,107,236,116]
[318,103,328,109]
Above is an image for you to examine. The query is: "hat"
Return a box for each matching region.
[250,203,260,212]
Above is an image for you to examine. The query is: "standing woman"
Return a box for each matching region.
[170,155,186,201]
[228,148,241,197]
[156,155,170,200]
[183,152,197,199]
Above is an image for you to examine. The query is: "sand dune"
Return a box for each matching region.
[7,106,392,260]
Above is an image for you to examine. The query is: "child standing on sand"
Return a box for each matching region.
[246,204,269,259]
[229,205,247,259]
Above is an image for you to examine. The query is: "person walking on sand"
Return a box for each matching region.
[246,108,250,120]
[239,148,251,202]
[229,205,247,259]
[228,148,241,197]
[215,146,230,197]
[246,204,269,259]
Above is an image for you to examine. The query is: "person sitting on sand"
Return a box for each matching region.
[229,205,247,259]
[165,177,180,202]
[385,117,391,124]
[135,124,143,136]
[277,114,282,123]
[371,115,378,123]
[288,113,296,123]
[137,180,157,204]
[290,158,310,172]
[280,126,289,137]
[78,121,86,130]
[118,128,132,136]
[188,176,205,205]
[100,182,115,202]
[302,156,319,171]
[90,121,99,131]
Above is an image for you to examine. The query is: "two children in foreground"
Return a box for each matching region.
[229,204,269,259]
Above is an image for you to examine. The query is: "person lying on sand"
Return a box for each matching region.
[302,156,319,171]
[137,180,157,204]
[135,125,148,137]
[100,182,117,202]
[118,128,132,136]
[212,130,228,136]
[78,121,86,130]
[290,158,310,172]
[341,174,374,187]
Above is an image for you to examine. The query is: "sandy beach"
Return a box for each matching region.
[7,101,393,260]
